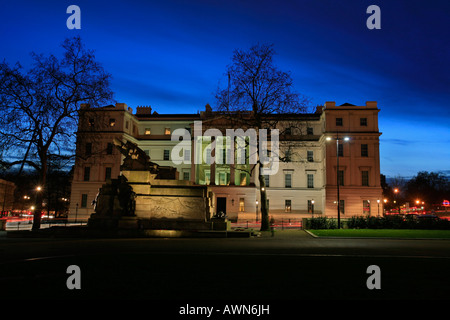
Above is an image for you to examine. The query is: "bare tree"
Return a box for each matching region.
[0,36,114,229]
[214,43,310,231]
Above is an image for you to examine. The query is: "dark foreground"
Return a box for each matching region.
[1,229,450,310]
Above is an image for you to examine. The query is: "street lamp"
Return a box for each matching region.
[256,200,259,223]
[394,188,400,215]
[311,200,315,218]
[326,134,350,228]
[377,199,380,217]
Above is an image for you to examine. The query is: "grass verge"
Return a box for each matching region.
[307,229,450,239]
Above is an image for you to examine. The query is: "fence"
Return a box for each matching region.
[232,218,303,230]
[2,218,87,231]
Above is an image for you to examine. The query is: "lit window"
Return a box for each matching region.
[363,200,371,215]
[145,128,151,135]
[285,200,291,212]
[109,118,116,127]
[240,173,247,186]
[239,198,245,212]
[165,128,171,135]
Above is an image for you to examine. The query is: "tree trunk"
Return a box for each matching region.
[259,174,270,231]
[32,158,47,230]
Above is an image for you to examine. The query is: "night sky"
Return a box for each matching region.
[1,0,449,178]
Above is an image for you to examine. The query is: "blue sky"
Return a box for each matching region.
[1,0,449,178]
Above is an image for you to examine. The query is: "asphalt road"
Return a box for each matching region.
[1,230,450,304]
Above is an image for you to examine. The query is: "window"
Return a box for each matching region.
[221,148,227,164]
[164,128,171,135]
[88,118,94,127]
[338,144,343,157]
[206,148,211,164]
[363,200,371,215]
[240,173,247,186]
[239,198,245,212]
[361,144,368,157]
[360,118,367,126]
[219,172,227,185]
[285,200,292,212]
[307,150,314,162]
[307,174,314,188]
[163,150,170,160]
[106,143,113,155]
[109,118,116,127]
[184,149,191,161]
[339,200,345,214]
[105,167,112,181]
[307,127,313,135]
[83,167,90,181]
[307,200,313,213]
[85,143,92,156]
[145,128,151,135]
[125,121,129,129]
[264,175,270,188]
[362,170,369,186]
[336,118,343,126]
[144,150,149,156]
[338,170,344,186]
[183,171,190,181]
[285,173,292,188]
[205,172,210,185]
[81,194,88,208]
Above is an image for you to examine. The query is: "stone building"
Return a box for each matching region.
[69,101,383,222]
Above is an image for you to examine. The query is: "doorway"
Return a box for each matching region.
[216,197,227,216]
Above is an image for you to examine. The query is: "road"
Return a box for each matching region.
[1,230,450,303]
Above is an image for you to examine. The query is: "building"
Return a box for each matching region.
[0,179,16,216]
[69,101,383,222]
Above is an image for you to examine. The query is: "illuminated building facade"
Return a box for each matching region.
[69,101,383,221]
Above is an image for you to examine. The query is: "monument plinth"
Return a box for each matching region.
[88,139,223,234]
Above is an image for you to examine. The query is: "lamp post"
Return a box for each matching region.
[256,200,259,223]
[394,188,400,215]
[377,199,380,217]
[311,200,315,218]
[326,134,350,229]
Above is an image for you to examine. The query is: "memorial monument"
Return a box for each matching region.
[88,139,228,234]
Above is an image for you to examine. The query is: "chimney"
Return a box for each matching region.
[136,106,152,115]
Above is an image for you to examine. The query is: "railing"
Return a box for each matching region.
[232,218,303,230]
[3,218,88,231]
